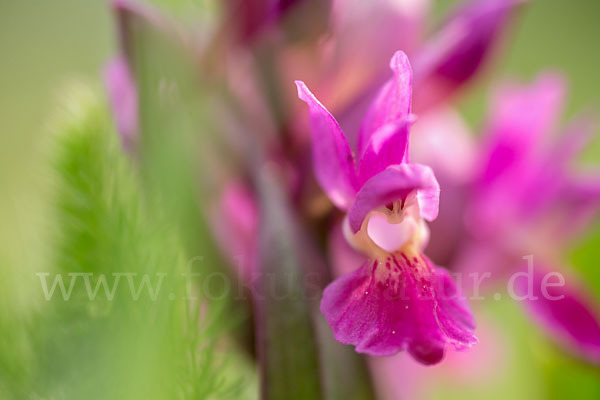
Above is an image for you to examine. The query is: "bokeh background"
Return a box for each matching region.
[1,0,599,399]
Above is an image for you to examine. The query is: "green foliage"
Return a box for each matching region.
[540,350,600,400]
[0,85,256,400]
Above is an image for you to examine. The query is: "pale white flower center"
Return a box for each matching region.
[367,212,416,253]
[344,192,430,258]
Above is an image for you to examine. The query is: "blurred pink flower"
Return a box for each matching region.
[459,73,600,363]
[285,0,523,131]
[369,313,509,399]
[413,0,526,110]
[211,182,259,285]
[104,56,138,151]
[297,51,477,364]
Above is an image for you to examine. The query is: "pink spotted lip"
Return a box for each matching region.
[320,252,477,364]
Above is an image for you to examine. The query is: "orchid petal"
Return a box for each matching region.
[413,0,525,109]
[469,74,566,234]
[104,56,139,151]
[357,51,413,156]
[527,119,599,237]
[507,120,595,222]
[348,164,440,233]
[509,121,598,227]
[357,117,414,185]
[296,80,358,209]
[549,117,596,167]
[320,254,476,364]
[517,263,600,364]
[435,267,478,346]
[326,0,428,121]
[553,177,600,242]
[479,73,565,185]
[211,182,259,284]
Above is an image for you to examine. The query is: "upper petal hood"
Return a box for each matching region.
[357,51,414,157]
[348,164,440,233]
[357,118,414,185]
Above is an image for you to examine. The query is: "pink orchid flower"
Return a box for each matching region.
[330,72,600,400]
[296,51,477,365]
[104,55,138,151]
[463,74,600,363]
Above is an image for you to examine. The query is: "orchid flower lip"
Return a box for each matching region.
[320,251,477,363]
[348,163,440,234]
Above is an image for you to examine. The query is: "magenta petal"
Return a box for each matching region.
[554,177,600,241]
[479,73,565,185]
[357,51,413,156]
[517,263,600,363]
[542,121,600,238]
[104,56,139,150]
[211,182,259,284]
[296,80,358,209]
[510,125,600,233]
[357,118,414,185]
[469,75,566,235]
[320,254,476,364]
[507,119,595,223]
[434,267,478,346]
[414,0,524,109]
[437,0,523,81]
[348,164,440,233]
[549,118,596,168]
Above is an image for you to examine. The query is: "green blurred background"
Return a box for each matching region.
[1,0,599,399]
